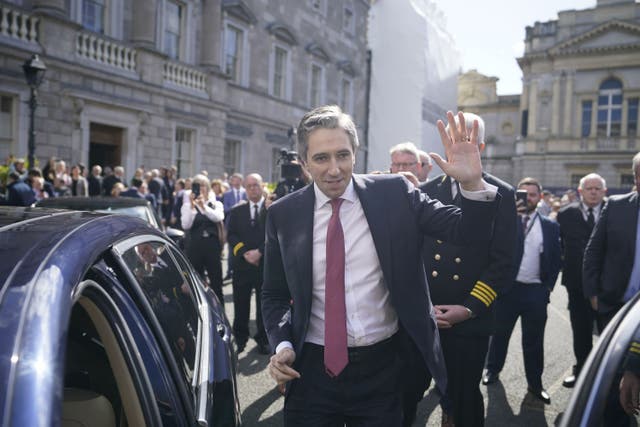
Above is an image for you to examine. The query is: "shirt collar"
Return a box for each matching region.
[250,197,264,209]
[313,178,356,210]
[581,201,601,214]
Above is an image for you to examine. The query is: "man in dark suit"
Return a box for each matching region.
[222,173,247,215]
[557,173,607,388]
[4,172,35,206]
[102,165,124,196]
[484,177,562,405]
[262,105,501,425]
[584,152,640,331]
[227,173,269,354]
[419,112,517,427]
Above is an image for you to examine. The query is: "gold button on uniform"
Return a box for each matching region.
[453,274,460,281]
[434,254,441,261]
[455,257,461,264]
[432,271,438,278]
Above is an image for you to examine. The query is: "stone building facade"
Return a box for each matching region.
[0,0,370,182]
[460,0,640,194]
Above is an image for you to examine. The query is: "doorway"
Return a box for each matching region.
[89,123,123,170]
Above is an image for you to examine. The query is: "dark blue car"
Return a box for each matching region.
[0,207,240,426]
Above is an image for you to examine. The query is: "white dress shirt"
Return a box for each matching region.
[516,212,543,284]
[250,198,265,221]
[180,192,224,229]
[581,201,601,223]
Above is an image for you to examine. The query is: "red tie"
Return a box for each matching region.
[324,198,348,377]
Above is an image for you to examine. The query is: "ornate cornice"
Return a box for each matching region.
[266,22,298,46]
[222,0,257,25]
[337,60,357,77]
[305,42,331,62]
[548,19,640,56]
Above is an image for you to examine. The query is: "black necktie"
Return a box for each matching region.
[522,215,530,234]
[251,204,258,227]
[453,181,462,206]
[587,207,595,230]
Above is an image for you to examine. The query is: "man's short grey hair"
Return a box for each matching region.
[446,112,485,144]
[114,166,124,176]
[297,105,359,161]
[633,152,640,176]
[418,150,432,166]
[579,173,606,190]
[389,142,420,162]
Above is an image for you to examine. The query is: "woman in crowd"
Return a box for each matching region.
[181,175,225,304]
[70,164,89,197]
[211,178,224,202]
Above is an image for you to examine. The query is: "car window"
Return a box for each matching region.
[120,241,199,392]
[95,206,156,227]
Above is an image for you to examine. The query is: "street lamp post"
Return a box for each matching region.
[22,54,46,168]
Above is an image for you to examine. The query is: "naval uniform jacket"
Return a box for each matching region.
[420,173,518,335]
[261,174,500,395]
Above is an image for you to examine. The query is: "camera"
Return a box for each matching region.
[274,148,306,199]
[516,189,527,207]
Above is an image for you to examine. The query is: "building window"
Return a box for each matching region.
[629,98,639,137]
[521,110,528,137]
[174,127,193,178]
[82,0,105,33]
[271,46,289,99]
[164,0,182,60]
[0,96,13,141]
[570,174,583,188]
[597,78,623,138]
[224,140,241,175]
[581,100,592,137]
[309,63,324,107]
[343,6,355,34]
[224,24,244,84]
[340,78,353,114]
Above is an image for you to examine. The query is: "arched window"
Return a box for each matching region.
[597,78,622,137]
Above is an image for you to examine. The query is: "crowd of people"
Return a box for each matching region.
[1,104,639,426]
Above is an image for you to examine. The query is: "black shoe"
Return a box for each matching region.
[562,375,576,388]
[482,371,499,385]
[527,387,551,404]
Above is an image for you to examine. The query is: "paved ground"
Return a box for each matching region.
[223,271,582,426]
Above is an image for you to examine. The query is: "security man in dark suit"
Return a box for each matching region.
[556,173,606,388]
[420,113,517,427]
[584,152,640,331]
[227,173,269,354]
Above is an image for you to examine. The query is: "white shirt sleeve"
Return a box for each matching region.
[459,179,498,202]
[275,341,294,354]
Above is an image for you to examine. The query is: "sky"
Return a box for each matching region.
[431,0,599,95]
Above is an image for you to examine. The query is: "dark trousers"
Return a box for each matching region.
[285,337,402,427]
[232,268,266,345]
[566,285,595,373]
[438,331,489,427]
[596,303,624,334]
[187,236,224,305]
[486,282,549,390]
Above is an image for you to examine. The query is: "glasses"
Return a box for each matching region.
[391,162,417,169]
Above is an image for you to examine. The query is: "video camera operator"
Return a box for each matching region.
[273,148,308,200]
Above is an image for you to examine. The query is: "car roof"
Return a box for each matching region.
[35,196,152,209]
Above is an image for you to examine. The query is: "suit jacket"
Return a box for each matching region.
[5,180,35,206]
[513,212,562,292]
[262,174,500,395]
[87,175,103,196]
[557,201,603,291]
[227,201,266,272]
[583,192,639,313]
[420,173,518,335]
[223,188,247,214]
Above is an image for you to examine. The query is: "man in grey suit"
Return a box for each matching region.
[262,105,500,425]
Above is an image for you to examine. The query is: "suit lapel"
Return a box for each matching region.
[353,175,394,286]
[290,186,315,315]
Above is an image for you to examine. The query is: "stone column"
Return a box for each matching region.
[563,73,574,136]
[32,0,65,17]
[551,74,561,136]
[131,0,157,49]
[201,0,223,72]
[528,79,538,136]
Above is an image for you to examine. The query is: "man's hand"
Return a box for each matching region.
[243,249,262,266]
[620,370,640,415]
[268,348,300,386]
[431,111,483,191]
[397,171,420,187]
[590,296,598,311]
[434,304,472,329]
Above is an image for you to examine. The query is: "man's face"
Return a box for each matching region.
[579,177,606,208]
[245,176,263,202]
[390,151,421,177]
[519,184,541,213]
[230,176,242,189]
[138,244,157,264]
[303,128,355,200]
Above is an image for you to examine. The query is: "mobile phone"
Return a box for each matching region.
[516,189,528,206]
[192,182,201,197]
